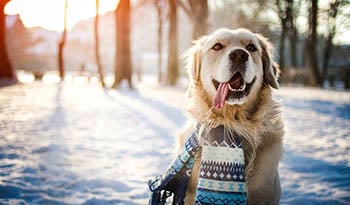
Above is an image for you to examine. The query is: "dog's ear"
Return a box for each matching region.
[256,34,280,89]
[183,36,210,120]
[183,36,207,82]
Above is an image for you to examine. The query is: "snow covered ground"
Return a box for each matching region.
[0,76,349,204]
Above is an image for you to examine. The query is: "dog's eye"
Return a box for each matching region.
[246,44,257,52]
[211,43,224,51]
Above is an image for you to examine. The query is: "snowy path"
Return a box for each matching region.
[276,87,350,205]
[0,81,349,204]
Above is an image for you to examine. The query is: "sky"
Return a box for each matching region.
[5,0,119,31]
[4,0,350,44]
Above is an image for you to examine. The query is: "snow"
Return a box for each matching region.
[0,76,349,204]
[275,87,350,205]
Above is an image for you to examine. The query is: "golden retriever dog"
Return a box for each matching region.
[176,28,284,204]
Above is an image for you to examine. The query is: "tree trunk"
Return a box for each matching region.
[113,0,132,89]
[343,68,350,89]
[279,20,286,73]
[155,0,163,83]
[287,0,298,67]
[189,0,208,39]
[276,0,287,75]
[95,0,106,87]
[0,0,17,82]
[306,0,322,87]
[58,0,68,81]
[322,35,333,84]
[289,27,298,67]
[166,0,178,86]
[322,0,339,86]
[179,0,208,40]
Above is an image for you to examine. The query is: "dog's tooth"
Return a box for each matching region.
[239,83,246,91]
[228,84,234,91]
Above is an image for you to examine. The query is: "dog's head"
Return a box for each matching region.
[185,28,279,115]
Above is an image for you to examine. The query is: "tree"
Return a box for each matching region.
[94,0,106,87]
[322,0,345,85]
[276,0,298,72]
[165,0,178,85]
[0,0,17,83]
[155,0,165,83]
[58,0,68,81]
[276,0,288,71]
[287,0,298,68]
[165,0,208,85]
[112,0,132,89]
[178,0,209,39]
[306,0,322,87]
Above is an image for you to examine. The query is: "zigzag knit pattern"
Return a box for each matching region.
[195,125,246,205]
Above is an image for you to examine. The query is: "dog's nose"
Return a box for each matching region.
[229,49,249,64]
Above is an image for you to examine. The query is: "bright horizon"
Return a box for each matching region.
[4,0,350,44]
[5,0,119,31]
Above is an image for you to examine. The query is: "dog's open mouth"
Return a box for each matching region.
[212,72,256,108]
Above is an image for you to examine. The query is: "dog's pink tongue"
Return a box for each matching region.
[214,83,229,109]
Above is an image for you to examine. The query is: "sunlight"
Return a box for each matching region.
[42,73,61,83]
[17,71,35,83]
[71,76,89,84]
[5,0,118,31]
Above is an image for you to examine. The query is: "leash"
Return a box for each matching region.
[147,125,247,205]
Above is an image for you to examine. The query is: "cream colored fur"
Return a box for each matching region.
[176,28,284,205]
